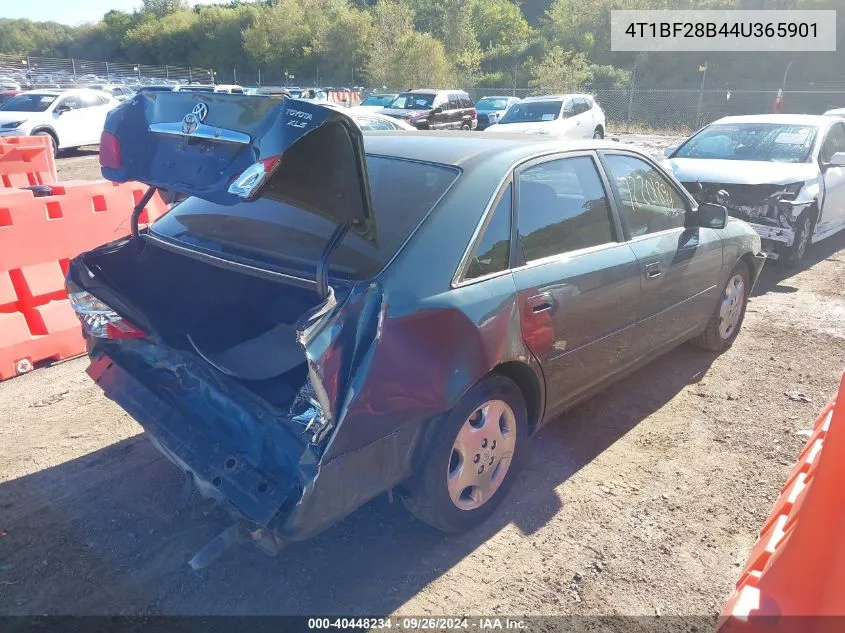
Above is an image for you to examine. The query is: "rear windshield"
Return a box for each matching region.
[150,156,459,280]
[476,97,512,111]
[674,123,818,163]
[499,101,562,124]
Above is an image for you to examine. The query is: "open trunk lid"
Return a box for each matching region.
[101,91,377,245]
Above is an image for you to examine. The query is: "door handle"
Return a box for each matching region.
[527,292,555,314]
[644,262,663,279]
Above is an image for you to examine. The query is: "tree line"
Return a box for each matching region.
[1,0,842,91]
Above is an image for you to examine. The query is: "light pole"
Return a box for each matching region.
[781,61,795,93]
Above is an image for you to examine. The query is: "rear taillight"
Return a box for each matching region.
[471,109,477,120]
[227,156,282,199]
[68,287,147,340]
[99,131,121,169]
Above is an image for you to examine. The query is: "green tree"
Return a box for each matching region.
[142,0,188,18]
[529,47,591,91]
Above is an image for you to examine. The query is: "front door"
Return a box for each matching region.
[818,121,845,241]
[511,153,641,415]
[51,94,87,148]
[599,151,724,360]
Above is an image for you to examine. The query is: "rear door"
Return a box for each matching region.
[598,151,723,360]
[557,99,579,138]
[818,121,845,240]
[446,93,462,129]
[510,152,641,415]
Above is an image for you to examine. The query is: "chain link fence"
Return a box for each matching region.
[0,53,212,88]
[3,52,845,133]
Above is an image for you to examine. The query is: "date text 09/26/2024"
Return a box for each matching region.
[307,618,528,630]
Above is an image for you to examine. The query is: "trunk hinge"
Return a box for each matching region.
[130,185,159,239]
[316,220,351,300]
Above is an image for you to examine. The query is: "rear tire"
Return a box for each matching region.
[461,121,471,131]
[402,374,528,533]
[693,261,750,352]
[593,126,604,139]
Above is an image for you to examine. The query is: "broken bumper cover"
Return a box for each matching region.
[746,222,795,247]
[87,345,423,543]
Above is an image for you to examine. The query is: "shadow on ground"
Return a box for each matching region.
[752,230,845,297]
[0,344,716,616]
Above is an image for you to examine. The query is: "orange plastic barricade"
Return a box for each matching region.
[0,136,57,189]
[0,181,167,380]
[719,372,845,633]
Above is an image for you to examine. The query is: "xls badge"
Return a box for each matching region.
[181,102,209,134]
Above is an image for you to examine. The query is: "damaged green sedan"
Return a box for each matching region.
[67,92,765,565]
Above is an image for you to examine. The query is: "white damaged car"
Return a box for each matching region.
[664,114,845,263]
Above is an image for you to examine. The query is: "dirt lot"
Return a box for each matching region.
[1,138,844,617]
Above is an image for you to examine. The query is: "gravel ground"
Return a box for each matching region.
[0,135,843,617]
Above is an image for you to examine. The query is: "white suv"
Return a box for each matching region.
[484,94,606,139]
[0,89,120,154]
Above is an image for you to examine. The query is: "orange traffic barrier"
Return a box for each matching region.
[0,181,167,380]
[719,372,845,632]
[0,136,57,189]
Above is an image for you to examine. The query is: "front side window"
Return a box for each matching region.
[820,122,845,163]
[602,154,688,237]
[465,184,512,280]
[517,156,615,261]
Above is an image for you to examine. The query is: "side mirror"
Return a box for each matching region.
[54,104,71,115]
[826,151,845,167]
[696,202,728,229]
[433,106,443,114]
[663,144,678,158]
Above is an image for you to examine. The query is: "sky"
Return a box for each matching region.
[3,0,221,26]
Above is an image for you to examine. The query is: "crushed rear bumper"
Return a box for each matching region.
[87,342,423,547]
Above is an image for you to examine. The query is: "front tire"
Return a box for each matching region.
[403,374,528,533]
[785,210,815,266]
[33,130,58,157]
[593,126,604,139]
[693,261,750,352]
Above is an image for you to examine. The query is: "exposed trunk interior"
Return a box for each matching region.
[82,238,329,409]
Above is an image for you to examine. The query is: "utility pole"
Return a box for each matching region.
[695,60,708,129]
[626,59,638,133]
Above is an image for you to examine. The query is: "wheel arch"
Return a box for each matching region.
[30,126,60,147]
[491,360,544,433]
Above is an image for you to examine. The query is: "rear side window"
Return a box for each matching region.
[517,156,615,261]
[151,157,459,280]
[464,184,512,280]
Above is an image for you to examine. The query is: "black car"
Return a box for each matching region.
[382,89,476,130]
[70,94,764,564]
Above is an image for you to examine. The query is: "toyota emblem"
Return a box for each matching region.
[181,113,199,135]
[192,102,209,122]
